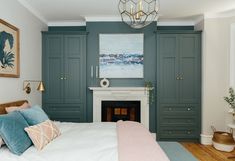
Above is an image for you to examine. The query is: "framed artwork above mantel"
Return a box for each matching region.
[0,19,19,78]
[99,34,144,78]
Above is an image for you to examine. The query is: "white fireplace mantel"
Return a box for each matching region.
[89,87,149,129]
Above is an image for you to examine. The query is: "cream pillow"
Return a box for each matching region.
[24,120,61,150]
[6,102,30,113]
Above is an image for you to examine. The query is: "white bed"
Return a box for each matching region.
[0,100,169,161]
[0,122,118,161]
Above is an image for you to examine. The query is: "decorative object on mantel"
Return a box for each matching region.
[23,80,45,94]
[144,81,154,104]
[100,78,110,88]
[224,87,235,118]
[0,19,19,77]
[99,34,144,78]
[118,0,159,29]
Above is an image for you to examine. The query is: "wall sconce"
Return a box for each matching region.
[23,80,45,94]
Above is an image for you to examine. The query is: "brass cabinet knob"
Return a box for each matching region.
[60,77,64,80]
[187,107,191,111]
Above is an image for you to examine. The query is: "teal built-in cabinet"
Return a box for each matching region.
[42,32,87,122]
[156,31,201,141]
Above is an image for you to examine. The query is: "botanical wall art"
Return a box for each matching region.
[0,19,19,77]
[99,34,144,78]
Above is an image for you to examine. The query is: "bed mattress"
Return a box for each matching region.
[0,122,118,161]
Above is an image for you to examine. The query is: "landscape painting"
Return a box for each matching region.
[99,34,144,78]
[0,19,19,77]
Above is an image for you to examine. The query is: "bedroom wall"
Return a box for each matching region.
[86,22,157,132]
[0,0,47,105]
[201,16,235,140]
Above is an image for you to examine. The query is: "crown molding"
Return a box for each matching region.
[85,16,122,22]
[194,15,204,24]
[48,21,86,26]
[157,21,195,26]
[17,0,47,24]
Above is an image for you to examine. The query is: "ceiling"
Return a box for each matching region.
[18,0,235,25]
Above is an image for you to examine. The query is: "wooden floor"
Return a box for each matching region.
[181,142,235,161]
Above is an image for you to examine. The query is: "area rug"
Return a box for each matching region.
[158,142,198,161]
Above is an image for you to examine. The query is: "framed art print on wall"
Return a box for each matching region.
[99,34,144,78]
[0,19,19,78]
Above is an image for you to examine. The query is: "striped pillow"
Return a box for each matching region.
[24,120,60,150]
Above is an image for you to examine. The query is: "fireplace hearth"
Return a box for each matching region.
[102,101,140,122]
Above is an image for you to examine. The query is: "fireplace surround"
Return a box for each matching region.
[89,87,149,129]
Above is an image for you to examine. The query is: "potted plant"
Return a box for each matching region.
[144,81,154,104]
[224,87,235,116]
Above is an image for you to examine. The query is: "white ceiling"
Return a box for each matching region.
[18,0,235,25]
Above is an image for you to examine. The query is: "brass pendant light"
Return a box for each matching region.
[119,0,159,29]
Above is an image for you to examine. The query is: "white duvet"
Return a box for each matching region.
[0,122,118,161]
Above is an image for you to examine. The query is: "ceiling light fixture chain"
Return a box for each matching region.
[118,0,159,29]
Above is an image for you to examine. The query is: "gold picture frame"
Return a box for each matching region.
[0,19,19,78]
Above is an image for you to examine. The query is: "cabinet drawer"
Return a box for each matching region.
[43,104,84,122]
[160,104,198,114]
[160,116,196,126]
[159,126,197,139]
[43,104,83,110]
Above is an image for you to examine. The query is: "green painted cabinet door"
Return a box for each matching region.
[157,34,179,104]
[64,35,86,104]
[43,35,64,104]
[179,34,201,104]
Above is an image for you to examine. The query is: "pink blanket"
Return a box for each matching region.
[117,121,169,161]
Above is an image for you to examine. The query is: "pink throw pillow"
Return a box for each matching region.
[24,120,61,150]
[0,137,4,148]
[5,102,30,113]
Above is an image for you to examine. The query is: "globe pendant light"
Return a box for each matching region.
[118,0,159,29]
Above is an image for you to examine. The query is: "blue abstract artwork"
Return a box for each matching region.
[99,34,144,78]
[0,19,19,77]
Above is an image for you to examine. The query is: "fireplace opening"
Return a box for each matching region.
[102,101,140,122]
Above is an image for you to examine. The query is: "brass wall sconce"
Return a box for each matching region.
[23,80,45,94]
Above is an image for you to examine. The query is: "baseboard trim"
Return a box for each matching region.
[200,134,213,145]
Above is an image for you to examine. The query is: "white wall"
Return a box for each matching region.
[0,0,47,105]
[201,16,235,143]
